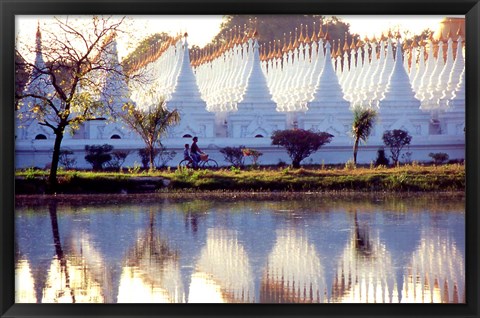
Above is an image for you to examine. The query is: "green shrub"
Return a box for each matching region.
[375,148,389,166]
[220,145,245,168]
[138,148,160,169]
[345,159,356,170]
[85,144,113,171]
[242,148,263,166]
[107,150,131,171]
[271,129,333,168]
[59,149,77,170]
[429,152,449,165]
[24,167,38,180]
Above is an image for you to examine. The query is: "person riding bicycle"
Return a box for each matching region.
[183,144,193,164]
[190,136,205,168]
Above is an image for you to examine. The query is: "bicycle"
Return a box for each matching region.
[178,154,218,169]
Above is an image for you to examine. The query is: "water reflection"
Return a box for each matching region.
[15,195,465,303]
[189,229,254,303]
[118,208,184,303]
[261,229,326,303]
[332,211,397,303]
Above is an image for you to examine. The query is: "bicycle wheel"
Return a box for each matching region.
[178,159,192,168]
[202,159,218,168]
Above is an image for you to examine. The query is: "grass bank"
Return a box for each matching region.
[15,163,465,194]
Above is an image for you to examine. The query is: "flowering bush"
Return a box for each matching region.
[242,148,263,166]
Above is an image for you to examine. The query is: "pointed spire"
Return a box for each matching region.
[350,38,356,50]
[293,27,299,48]
[311,22,318,42]
[304,25,311,44]
[356,38,363,49]
[35,22,42,53]
[324,30,330,41]
[282,33,288,53]
[318,25,325,39]
[456,27,462,38]
[260,43,266,61]
[276,39,283,59]
[343,33,349,51]
[288,31,294,51]
[242,24,248,43]
[336,39,342,57]
[298,24,305,43]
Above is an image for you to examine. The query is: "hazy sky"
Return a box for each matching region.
[16,15,461,61]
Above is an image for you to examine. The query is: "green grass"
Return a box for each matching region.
[15,163,465,194]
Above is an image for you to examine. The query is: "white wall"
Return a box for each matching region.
[15,135,465,169]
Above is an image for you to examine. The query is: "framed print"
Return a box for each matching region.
[1,0,479,317]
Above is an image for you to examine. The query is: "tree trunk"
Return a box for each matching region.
[48,130,64,193]
[353,138,360,165]
[292,160,301,169]
[149,145,155,170]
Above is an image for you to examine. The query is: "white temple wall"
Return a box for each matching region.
[16,135,464,169]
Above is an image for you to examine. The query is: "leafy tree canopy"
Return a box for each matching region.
[382,129,412,165]
[271,129,333,168]
[206,15,359,55]
[122,32,172,73]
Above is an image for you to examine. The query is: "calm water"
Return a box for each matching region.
[15,195,465,304]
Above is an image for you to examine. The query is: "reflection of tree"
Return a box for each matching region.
[118,208,184,303]
[48,201,75,303]
[353,211,372,256]
[41,202,105,303]
[171,200,210,234]
[331,210,396,303]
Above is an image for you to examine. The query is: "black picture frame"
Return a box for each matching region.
[1,0,479,317]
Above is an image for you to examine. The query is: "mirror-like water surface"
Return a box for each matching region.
[15,195,465,303]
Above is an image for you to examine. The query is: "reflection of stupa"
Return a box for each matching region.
[117,212,184,303]
[15,259,37,303]
[41,255,104,303]
[41,226,105,303]
[400,229,465,303]
[69,232,118,303]
[331,213,397,303]
[189,228,254,303]
[260,229,326,303]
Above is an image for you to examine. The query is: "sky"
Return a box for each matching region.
[16,15,462,61]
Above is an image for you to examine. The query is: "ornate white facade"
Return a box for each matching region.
[16,21,465,168]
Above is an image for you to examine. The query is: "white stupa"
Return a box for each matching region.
[440,68,465,135]
[446,36,465,96]
[376,38,430,140]
[93,35,136,140]
[166,33,215,138]
[228,34,286,138]
[303,38,352,139]
[17,24,56,141]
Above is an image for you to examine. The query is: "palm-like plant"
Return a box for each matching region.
[352,106,377,165]
[120,99,180,170]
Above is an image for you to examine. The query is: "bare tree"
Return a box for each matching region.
[16,16,132,192]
